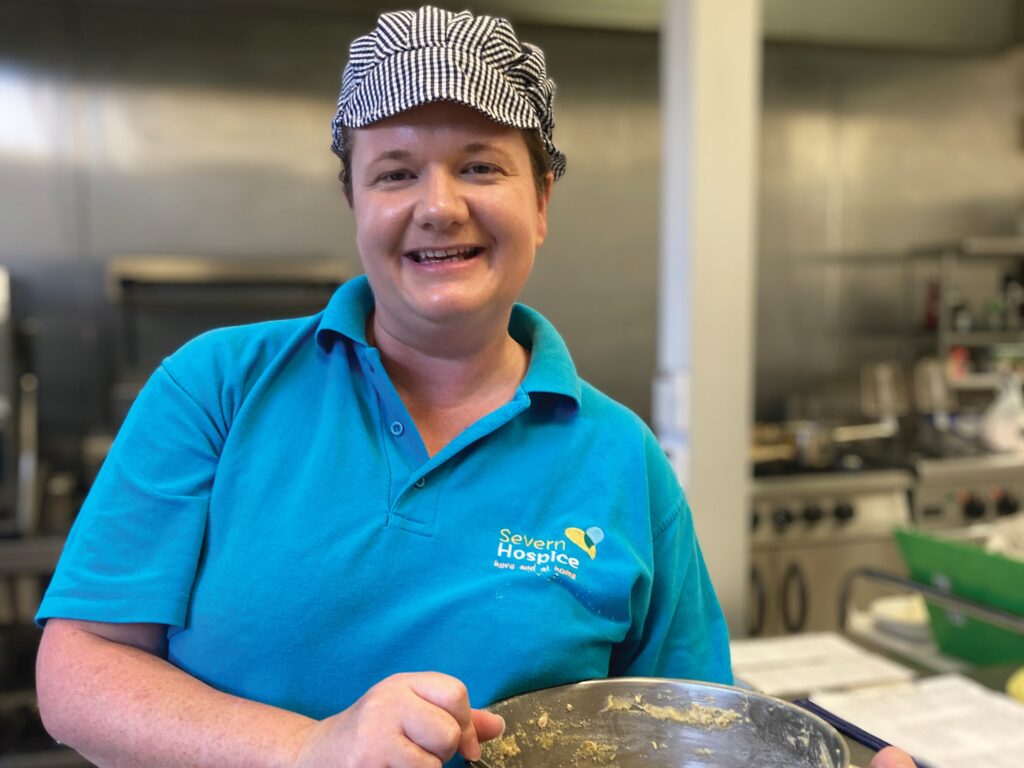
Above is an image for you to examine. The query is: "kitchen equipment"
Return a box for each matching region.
[749,470,913,636]
[90,255,347,469]
[911,452,1024,528]
[866,594,931,643]
[752,362,908,472]
[473,677,849,768]
[859,362,909,423]
[895,527,1024,664]
[751,419,900,471]
[106,255,345,419]
[0,267,38,539]
[913,357,955,427]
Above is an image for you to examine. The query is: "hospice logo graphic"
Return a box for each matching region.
[565,526,604,559]
[493,526,605,581]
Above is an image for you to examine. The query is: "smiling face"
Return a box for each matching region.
[348,102,553,346]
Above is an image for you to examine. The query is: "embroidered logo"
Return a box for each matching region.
[565,526,604,560]
[492,525,604,581]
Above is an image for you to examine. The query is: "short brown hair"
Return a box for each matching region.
[338,125,551,205]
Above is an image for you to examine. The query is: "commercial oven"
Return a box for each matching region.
[749,470,913,636]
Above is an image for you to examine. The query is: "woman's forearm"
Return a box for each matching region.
[36,620,315,768]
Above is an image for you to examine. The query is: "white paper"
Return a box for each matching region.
[812,674,1024,768]
[730,632,916,697]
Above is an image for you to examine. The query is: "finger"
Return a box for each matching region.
[868,746,917,768]
[399,693,464,762]
[388,736,444,768]
[471,709,506,743]
[406,674,478,759]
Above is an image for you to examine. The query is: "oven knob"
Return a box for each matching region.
[964,495,986,520]
[772,507,795,533]
[997,493,1019,517]
[833,502,855,525]
[802,504,824,525]
[751,511,761,532]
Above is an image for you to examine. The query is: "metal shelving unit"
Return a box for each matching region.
[921,237,1024,391]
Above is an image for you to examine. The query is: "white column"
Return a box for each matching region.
[655,0,760,636]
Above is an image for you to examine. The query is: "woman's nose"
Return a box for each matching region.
[413,169,468,230]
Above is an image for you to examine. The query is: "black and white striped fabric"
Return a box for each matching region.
[331,5,566,179]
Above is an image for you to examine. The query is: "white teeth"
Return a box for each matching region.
[408,247,480,263]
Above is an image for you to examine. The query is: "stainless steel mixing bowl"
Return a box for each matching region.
[474,677,849,768]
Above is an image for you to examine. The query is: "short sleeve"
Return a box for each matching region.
[36,361,225,628]
[613,490,733,685]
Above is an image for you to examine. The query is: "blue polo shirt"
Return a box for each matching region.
[39,275,731,730]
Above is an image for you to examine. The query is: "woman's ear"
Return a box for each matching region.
[535,171,555,247]
[538,171,554,212]
[338,165,354,209]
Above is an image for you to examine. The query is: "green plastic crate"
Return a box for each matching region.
[895,527,1024,665]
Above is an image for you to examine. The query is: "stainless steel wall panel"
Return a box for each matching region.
[2,1,1022,464]
[517,27,661,423]
[756,45,1024,420]
[0,3,663,466]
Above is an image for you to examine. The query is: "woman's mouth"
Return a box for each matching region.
[405,246,484,264]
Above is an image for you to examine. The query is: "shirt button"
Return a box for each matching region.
[414,477,426,489]
[389,421,405,436]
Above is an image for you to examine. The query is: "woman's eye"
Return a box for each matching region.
[466,163,500,175]
[377,170,413,183]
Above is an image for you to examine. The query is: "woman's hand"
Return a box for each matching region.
[868,746,917,767]
[292,672,505,768]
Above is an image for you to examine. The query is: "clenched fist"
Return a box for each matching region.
[292,672,505,768]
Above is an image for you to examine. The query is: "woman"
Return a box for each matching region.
[35,6,915,768]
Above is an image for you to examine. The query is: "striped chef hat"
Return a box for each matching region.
[331,5,566,179]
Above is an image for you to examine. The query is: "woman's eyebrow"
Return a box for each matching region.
[366,143,513,167]
[462,142,518,166]
[368,149,414,165]
[463,142,506,155]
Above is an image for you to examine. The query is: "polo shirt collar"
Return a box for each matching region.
[316,275,582,407]
[509,304,582,406]
[317,274,375,347]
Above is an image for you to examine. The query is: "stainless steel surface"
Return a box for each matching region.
[0,269,19,533]
[912,452,1024,528]
[753,419,902,470]
[756,45,1024,421]
[830,420,899,444]
[920,235,1024,258]
[105,255,346,303]
[840,567,1024,636]
[0,3,665,463]
[476,677,849,768]
[750,470,913,547]
[750,471,912,635]
[927,237,1024,388]
[0,537,65,577]
[752,538,908,638]
[15,374,40,537]
[31,0,1024,50]
[1,3,1022,458]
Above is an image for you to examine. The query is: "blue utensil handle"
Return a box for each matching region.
[793,698,931,768]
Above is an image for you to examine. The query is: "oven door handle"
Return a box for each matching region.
[781,561,808,633]
[749,565,766,636]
